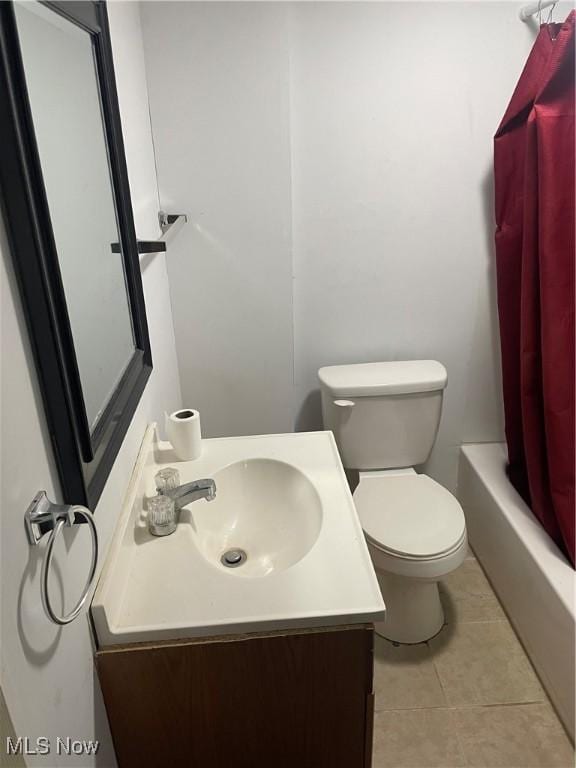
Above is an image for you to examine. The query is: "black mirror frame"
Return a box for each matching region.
[0,0,152,509]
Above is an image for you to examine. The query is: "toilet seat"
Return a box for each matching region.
[354,474,466,560]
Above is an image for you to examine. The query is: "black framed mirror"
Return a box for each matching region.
[0,0,152,509]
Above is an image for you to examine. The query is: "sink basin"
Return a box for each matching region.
[186,458,322,577]
[92,428,385,645]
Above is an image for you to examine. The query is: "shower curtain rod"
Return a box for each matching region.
[519,1,557,21]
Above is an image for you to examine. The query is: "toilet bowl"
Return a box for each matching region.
[318,360,468,644]
[353,469,467,643]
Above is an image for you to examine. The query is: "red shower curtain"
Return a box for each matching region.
[494,11,575,567]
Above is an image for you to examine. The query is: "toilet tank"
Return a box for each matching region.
[318,361,447,470]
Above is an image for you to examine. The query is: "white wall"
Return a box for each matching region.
[291,0,510,490]
[290,0,573,489]
[142,0,574,490]
[142,2,294,439]
[0,3,181,766]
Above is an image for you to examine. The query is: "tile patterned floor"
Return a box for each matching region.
[372,550,575,768]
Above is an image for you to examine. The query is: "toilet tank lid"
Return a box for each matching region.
[318,360,447,397]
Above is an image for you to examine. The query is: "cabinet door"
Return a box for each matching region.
[97,626,374,768]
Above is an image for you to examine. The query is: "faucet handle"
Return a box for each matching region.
[148,494,177,537]
[155,467,180,493]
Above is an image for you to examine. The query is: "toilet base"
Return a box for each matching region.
[374,570,445,644]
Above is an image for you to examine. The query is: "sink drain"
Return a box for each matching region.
[221,549,247,568]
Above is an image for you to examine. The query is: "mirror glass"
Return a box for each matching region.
[14,1,135,432]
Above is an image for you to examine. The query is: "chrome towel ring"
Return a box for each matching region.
[25,491,98,625]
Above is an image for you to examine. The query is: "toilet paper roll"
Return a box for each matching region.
[166,408,202,461]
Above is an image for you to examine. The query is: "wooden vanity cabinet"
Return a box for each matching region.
[96,624,374,768]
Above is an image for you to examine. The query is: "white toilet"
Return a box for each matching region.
[318,360,467,644]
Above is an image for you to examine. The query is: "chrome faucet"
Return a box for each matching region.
[158,477,217,511]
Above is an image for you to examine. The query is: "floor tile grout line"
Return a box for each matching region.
[434,617,509,626]
[425,637,452,708]
[439,592,505,604]
[450,706,472,768]
[373,700,552,714]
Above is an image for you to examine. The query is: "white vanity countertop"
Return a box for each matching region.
[91,426,385,646]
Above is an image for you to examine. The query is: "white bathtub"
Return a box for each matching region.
[458,443,575,741]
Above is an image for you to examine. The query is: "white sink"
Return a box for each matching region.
[92,427,385,646]
[190,458,322,577]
